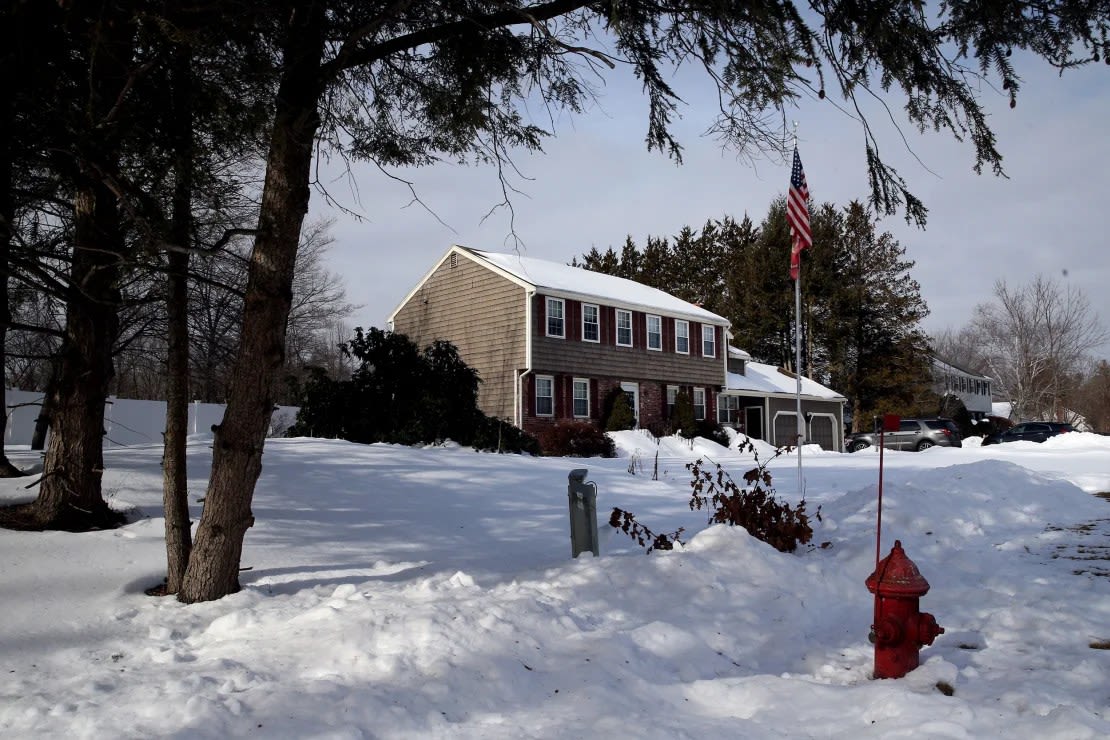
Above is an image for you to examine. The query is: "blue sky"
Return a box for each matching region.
[312,52,1110,357]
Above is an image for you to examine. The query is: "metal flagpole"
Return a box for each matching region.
[795,253,804,497]
[792,126,804,499]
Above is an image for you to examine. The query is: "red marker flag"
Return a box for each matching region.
[787,147,811,280]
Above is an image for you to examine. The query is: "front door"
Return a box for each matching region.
[745,406,764,440]
[620,382,639,428]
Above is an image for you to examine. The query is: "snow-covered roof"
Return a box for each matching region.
[932,355,992,380]
[725,351,845,401]
[462,247,729,325]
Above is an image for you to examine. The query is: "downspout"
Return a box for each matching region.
[517,288,536,428]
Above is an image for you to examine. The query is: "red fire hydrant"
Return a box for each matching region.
[865,540,944,679]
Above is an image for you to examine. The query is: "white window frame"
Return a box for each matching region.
[572,378,590,418]
[693,387,706,420]
[581,303,600,343]
[616,309,633,347]
[646,315,662,351]
[666,385,678,418]
[702,325,716,358]
[717,394,739,425]
[535,375,554,416]
[546,297,565,338]
[675,320,690,354]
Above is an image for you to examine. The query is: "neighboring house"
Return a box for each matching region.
[931,356,993,418]
[719,347,847,451]
[388,246,730,438]
[991,401,1093,432]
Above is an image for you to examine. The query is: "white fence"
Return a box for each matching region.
[4,389,299,449]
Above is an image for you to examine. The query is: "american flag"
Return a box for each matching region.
[787,146,811,280]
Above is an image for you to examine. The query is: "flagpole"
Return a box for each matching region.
[786,125,811,502]
[792,127,804,500]
[795,245,804,498]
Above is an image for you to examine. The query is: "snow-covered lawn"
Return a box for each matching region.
[2,431,1108,738]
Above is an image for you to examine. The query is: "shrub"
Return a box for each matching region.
[687,446,817,552]
[604,390,636,431]
[290,328,539,454]
[472,415,542,455]
[672,388,696,438]
[695,419,729,447]
[539,420,616,457]
[610,440,818,554]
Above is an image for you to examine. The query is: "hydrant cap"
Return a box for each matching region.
[865,540,931,596]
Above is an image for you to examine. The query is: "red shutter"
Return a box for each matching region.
[691,322,700,357]
[536,295,546,335]
[590,378,599,419]
[663,317,673,353]
[568,301,580,341]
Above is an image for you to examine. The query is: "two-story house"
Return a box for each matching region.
[931,356,993,419]
[389,246,730,437]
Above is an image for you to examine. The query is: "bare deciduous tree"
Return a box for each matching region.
[970,276,1107,422]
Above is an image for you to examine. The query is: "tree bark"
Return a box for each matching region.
[0,1,25,477]
[161,40,195,594]
[31,177,122,529]
[179,0,327,602]
[29,1,131,529]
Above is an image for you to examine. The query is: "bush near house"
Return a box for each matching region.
[288,328,538,453]
[538,420,616,458]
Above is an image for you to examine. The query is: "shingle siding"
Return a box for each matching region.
[530,295,724,387]
[392,254,526,421]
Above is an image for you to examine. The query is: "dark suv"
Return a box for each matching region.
[846,418,963,452]
[981,422,1075,445]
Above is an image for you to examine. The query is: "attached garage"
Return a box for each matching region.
[717,347,847,452]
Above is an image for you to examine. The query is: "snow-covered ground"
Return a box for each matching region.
[1,431,1108,738]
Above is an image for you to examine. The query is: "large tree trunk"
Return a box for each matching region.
[161,41,195,594]
[29,1,131,530]
[179,0,327,602]
[0,1,25,477]
[30,178,123,529]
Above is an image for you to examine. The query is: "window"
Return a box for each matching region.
[717,395,740,425]
[616,309,633,347]
[582,303,599,342]
[572,378,590,418]
[702,325,716,358]
[675,320,689,354]
[535,376,554,416]
[693,387,706,420]
[666,385,678,418]
[546,298,565,338]
[647,315,662,351]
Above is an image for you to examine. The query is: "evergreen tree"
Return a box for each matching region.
[672,388,697,438]
[817,202,932,429]
[617,237,642,280]
[639,236,673,292]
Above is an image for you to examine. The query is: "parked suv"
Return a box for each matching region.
[981,421,1075,445]
[845,418,962,452]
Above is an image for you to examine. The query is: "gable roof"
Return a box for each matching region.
[457,246,730,325]
[725,346,845,401]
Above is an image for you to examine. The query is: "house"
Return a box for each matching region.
[388,246,730,438]
[718,347,847,450]
[931,356,993,418]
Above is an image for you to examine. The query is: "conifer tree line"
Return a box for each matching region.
[3,1,1107,604]
[576,200,933,430]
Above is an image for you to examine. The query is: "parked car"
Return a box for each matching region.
[981,422,1075,445]
[845,418,962,452]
